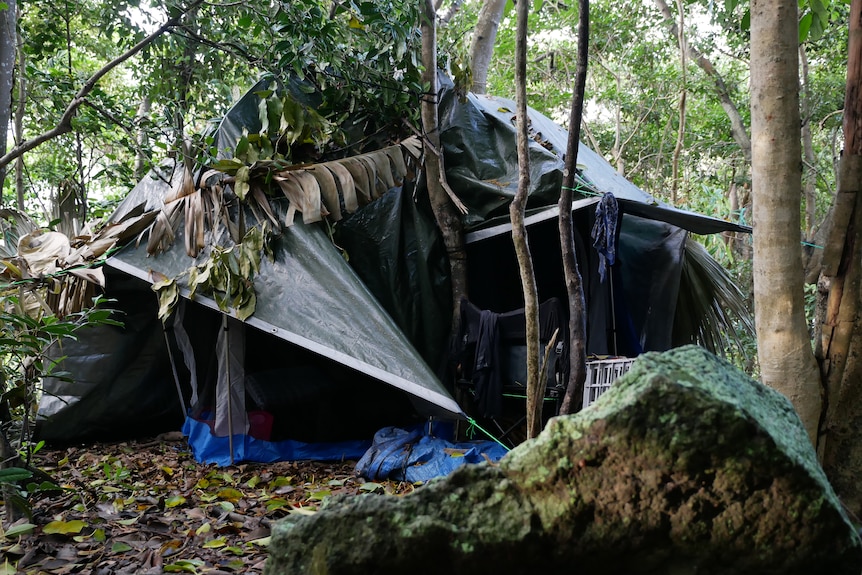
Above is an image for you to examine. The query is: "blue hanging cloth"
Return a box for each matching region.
[591,192,619,282]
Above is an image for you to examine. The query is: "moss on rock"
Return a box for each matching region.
[264,345,862,575]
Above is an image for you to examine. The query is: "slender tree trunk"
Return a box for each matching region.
[63,4,86,233]
[0,0,17,198]
[175,6,199,172]
[421,0,468,330]
[670,0,687,204]
[816,0,862,518]
[470,0,508,94]
[510,0,542,438]
[134,97,151,180]
[800,42,824,282]
[654,0,751,163]
[558,0,589,416]
[800,45,817,238]
[611,73,625,175]
[750,0,822,443]
[14,31,24,212]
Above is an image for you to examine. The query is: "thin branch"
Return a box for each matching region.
[81,100,170,186]
[401,118,467,213]
[0,0,205,170]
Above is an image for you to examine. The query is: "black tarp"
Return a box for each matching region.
[36,72,748,447]
[37,268,184,442]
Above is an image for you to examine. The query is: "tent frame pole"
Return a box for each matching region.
[161,324,189,418]
[155,293,189,418]
[222,314,235,465]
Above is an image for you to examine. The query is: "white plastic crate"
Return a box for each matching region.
[583,357,636,408]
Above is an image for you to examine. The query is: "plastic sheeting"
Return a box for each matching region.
[438,84,749,236]
[106,196,463,420]
[335,183,452,374]
[183,416,371,467]
[36,268,185,443]
[355,425,508,483]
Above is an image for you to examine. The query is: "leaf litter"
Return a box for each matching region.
[2,436,415,574]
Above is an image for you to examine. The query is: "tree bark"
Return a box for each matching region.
[558,0,589,416]
[420,0,468,331]
[816,0,862,518]
[0,0,17,198]
[510,0,542,438]
[670,0,687,204]
[470,0,508,95]
[611,71,625,175]
[134,97,152,180]
[799,44,817,238]
[750,0,822,443]
[14,30,24,212]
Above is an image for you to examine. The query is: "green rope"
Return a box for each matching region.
[560,184,602,197]
[501,392,556,402]
[801,241,824,250]
[466,417,511,451]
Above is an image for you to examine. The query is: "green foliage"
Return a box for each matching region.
[0,290,120,517]
[12,1,149,221]
[7,0,433,228]
[153,225,269,323]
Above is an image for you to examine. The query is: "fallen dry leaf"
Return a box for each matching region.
[3,437,414,574]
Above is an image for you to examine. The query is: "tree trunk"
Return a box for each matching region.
[470,0,507,95]
[670,0,687,204]
[816,0,862,518]
[611,72,625,175]
[134,96,152,180]
[63,4,86,233]
[558,0,589,416]
[750,0,822,443]
[511,0,542,438]
[0,0,17,198]
[799,44,817,238]
[800,42,825,284]
[421,0,469,331]
[14,30,24,212]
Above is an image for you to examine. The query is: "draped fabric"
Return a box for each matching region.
[591,192,619,283]
[456,297,569,418]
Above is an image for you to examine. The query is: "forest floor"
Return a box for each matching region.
[0,435,413,574]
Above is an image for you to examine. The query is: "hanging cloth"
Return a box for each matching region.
[591,192,619,282]
[473,310,502,418]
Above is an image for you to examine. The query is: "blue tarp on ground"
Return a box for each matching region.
[355,426,509,483]
[183,417,372,467]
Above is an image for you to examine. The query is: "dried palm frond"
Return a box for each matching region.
[274,170,327,227]
[270,140,420,226]
[0,209,37,259]
[326,162,358,213]
[673,236,755,358]
[142,135,438,258]
[309,164,342,221]
[0,209,158,318]
[146,200,182,255]
[341,157,373,205]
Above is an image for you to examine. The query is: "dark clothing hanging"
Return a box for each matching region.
[591,192,619,283]
[455,297,568,418]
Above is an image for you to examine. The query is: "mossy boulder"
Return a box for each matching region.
[264,345,862,575]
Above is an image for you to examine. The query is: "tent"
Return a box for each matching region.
[35,74,748,465]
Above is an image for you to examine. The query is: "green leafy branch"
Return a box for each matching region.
[153,225,269,323]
